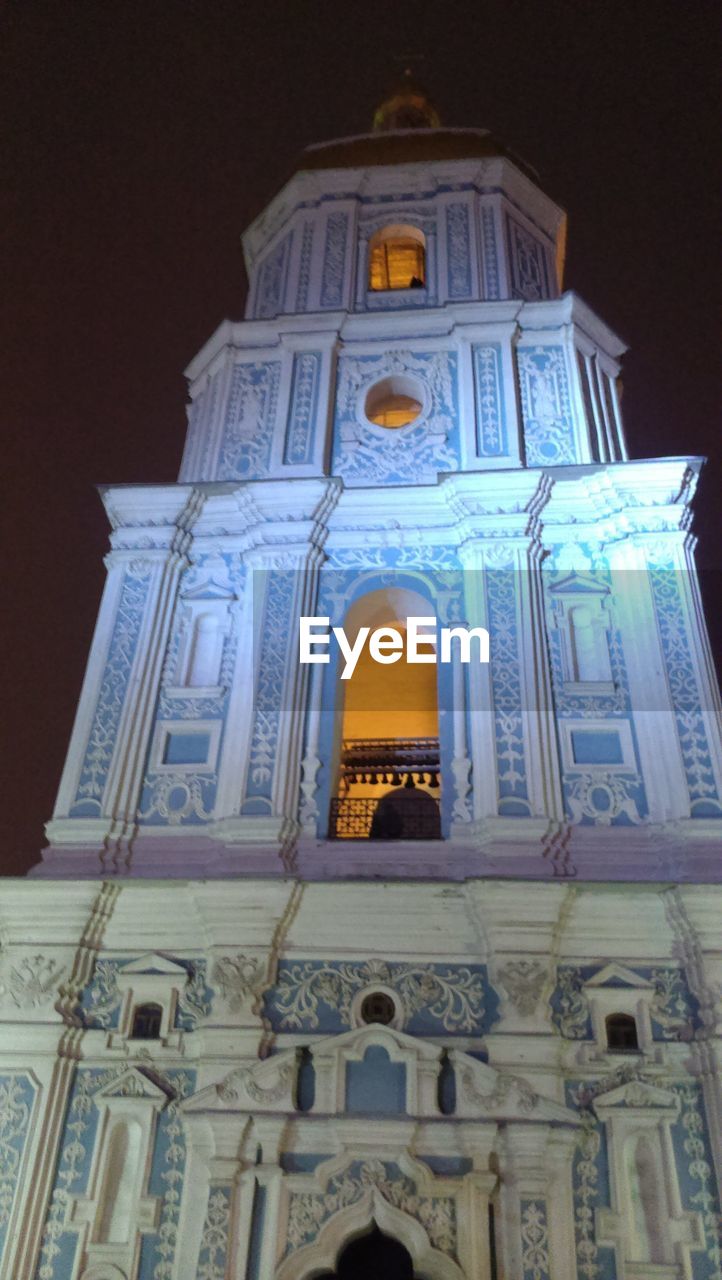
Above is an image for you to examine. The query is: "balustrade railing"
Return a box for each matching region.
[330,737,442,840]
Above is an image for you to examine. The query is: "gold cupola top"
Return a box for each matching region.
[372,68,441,132]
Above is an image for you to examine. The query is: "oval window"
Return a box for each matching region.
[367,394,421,429]
[364,375,424,431]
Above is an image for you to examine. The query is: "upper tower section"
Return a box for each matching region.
[242,79,565,320]
[180,85,628,486]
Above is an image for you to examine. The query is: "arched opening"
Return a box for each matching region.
[437,1050,456,1116]
[93,1119,143,1243]
[369,225,426,292]
[320,1225,414,1279]
[131,1002,163,1040]
[295,1046,316,1112]
[605,1012,639,1052]
[329,587,441,840]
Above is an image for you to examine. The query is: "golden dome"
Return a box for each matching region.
[297,128,537,182]
[372,69,441,132]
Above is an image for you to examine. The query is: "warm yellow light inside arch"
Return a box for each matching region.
[336,588,440,813]
[369,224,426,291]
[342,625,438,744]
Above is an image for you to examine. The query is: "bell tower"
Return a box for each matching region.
[38,82,722,880]
[4,85,722,1280]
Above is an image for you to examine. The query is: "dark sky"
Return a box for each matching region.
[2,1,721,875]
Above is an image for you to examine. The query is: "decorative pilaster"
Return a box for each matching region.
[458,538,497,821]
[647,531,722,816]
[496,1125,554,1280]
[45,486,203,870]
[607,538,690,822]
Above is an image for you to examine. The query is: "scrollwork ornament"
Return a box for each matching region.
[285,1159,457,1260]
[552,968,590,1040]
[176,962,213,1029]
[197,1186,231,1280]
[269,959,485,1034]
[570,1102,602,1280]
[675,1083,722,1272]
[0,1075,34,1244]
[650,967,695,1038]
[459,1066,538,1114]
[80,958,122,1028]
[217,1060,294,1105]
[137,773,216,825]
[521,1200,551,1280]
[332,349,459,485]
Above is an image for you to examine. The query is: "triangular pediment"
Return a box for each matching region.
[593,1078,679,1112]
[584,963,653,991]
[118,953,188,977]
[548,572,609,596]
[94,1066,172,1104]
[182,579,234,601]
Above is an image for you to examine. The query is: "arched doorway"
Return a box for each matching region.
[329,586,441,841]
[319,1224,414,1279]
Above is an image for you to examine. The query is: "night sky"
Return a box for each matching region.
[2,1,721,875]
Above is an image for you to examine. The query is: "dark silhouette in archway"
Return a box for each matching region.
[319,1224,415,1278]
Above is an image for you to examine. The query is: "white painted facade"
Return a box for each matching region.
[2,118,721,1278]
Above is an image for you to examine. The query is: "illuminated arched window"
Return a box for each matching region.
[369,225,426,291]
[329,586,441,841]
[606,1012,639,1052]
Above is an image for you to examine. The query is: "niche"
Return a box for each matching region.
[93,1119,143,1244]
[624,1132,671,1263]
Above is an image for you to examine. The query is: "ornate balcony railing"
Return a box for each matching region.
[329,796,441,840]
[330,737,441,840]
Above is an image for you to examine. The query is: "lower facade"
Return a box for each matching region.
[0,876,721,1279]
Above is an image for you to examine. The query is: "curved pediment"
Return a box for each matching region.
[182,1024,578,1126]
[449,1048,579,1125]
[183,1047,298,1113]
